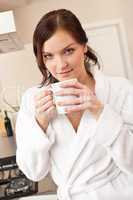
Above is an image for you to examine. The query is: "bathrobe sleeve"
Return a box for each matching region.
[93,82,133,176]
[16,88,55,181]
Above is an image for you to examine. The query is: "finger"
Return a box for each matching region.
[35,95,53,109]
[64,99,93,113]
[47,105,56,113]
[36,100,55,114]
[34,89,52,101]
[57,96,85,106]
[54,88,81,96]
[65,104,85,113]
[60,80,84,89]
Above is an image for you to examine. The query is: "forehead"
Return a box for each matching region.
[42,29,77,53]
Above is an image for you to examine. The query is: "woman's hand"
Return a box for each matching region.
[55,80,104,120]
[34,85,57,131]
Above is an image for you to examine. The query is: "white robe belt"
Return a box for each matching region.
[57,166,121,200]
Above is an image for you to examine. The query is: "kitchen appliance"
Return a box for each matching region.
[0,10,24,54]
[0,155,38,200]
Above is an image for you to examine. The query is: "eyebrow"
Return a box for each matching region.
[42,43,76,54]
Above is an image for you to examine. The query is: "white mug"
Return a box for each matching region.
[51,79,77,114]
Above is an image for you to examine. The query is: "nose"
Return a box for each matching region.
[56,56,68,72]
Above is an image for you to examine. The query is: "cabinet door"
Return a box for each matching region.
[84,20,133,81]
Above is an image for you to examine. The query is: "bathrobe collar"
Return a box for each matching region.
[51,69,110,180]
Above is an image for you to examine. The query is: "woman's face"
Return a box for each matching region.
[42,29,88,82]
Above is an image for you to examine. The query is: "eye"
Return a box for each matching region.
[43,54,53,61]
[64,48,75,55]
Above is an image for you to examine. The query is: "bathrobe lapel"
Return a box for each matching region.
[52,69,111,181]
[63,111,98,181]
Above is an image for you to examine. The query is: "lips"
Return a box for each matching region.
[58,69,73,74]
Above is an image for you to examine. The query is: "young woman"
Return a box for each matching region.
[16,9,133,200]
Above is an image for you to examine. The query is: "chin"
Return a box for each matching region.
[59,76,77,82]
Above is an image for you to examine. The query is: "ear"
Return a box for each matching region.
[84,44,88,54]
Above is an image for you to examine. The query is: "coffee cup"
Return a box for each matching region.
[51,79,77,114]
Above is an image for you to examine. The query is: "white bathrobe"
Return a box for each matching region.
[16,69,133,200]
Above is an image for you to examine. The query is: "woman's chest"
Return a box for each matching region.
[66,111,84,133]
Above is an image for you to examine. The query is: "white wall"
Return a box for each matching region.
[0,43,42,109]
[13,0,133,66]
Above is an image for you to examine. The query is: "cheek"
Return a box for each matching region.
[70,52,84,67]
[45,63,56,75]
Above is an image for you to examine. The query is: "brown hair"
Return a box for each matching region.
[33,9,100,86]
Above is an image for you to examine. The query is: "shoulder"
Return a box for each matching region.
[97,69,133,96]
[22,85,42,97]
[21,84,47,102]
[94,69,133,118]
[105,74,133,115]
[108,75,133,92]
[108,76,133,107]
[94,69,133,96]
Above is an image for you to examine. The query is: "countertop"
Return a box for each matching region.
[0,135,16,158]
[16,193,57,200]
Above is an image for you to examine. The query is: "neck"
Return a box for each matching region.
[78,71,95,92]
